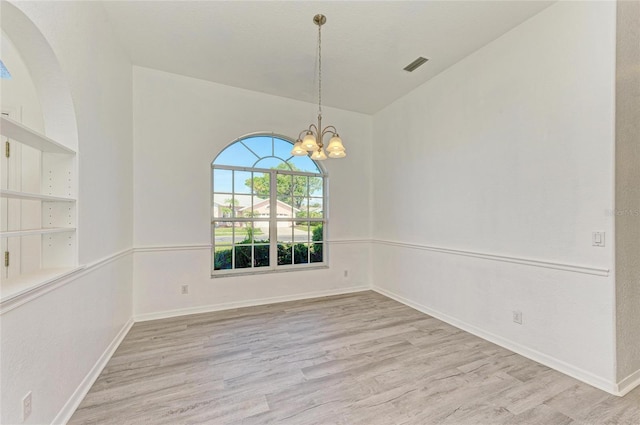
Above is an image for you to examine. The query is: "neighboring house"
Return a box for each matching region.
[240,199,300,228]
[212,195,298,228]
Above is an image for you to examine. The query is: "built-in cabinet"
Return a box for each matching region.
[0,114,78,301]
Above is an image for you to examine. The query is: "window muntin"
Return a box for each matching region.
[212,134,326,275]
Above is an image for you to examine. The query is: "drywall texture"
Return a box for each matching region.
[132,67,372,317]
[372,2,617,387]
[1,2,133,424]
[615,0,640,384]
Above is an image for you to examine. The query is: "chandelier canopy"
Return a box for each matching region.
[291,14,346,161]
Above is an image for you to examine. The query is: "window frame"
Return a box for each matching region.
[211,133,328,277]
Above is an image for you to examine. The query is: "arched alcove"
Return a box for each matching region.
[1,1,78,149]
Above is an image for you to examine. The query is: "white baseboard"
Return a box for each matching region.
[372,285,620,396]
[52,318,134,425]
[617,368,640,396]
[135,285,370,322]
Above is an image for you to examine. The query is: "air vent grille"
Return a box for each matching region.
[403,57,429,72]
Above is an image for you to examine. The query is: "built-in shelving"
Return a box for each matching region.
[1,113,78,291]
[0,189,76,203]
[1,115,76,154]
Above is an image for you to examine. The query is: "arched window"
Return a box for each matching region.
[212,134,326,275]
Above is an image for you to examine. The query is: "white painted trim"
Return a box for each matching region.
[134,244,211,252]
[372,285,620,395]
[0,248,133,314]
[617,368,640,396]
[135,285,370,322]
[372,239,610,277]
[133,239,370,253]
[52,318,134,425]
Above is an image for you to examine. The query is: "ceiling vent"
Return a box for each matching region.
[403,57,429,72]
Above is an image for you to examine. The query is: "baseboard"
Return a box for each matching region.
[52,318,134,424]
[617,368,640,396]
[372,285,620,395]
[135,285,371,322]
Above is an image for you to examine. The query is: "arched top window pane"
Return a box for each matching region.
[213,134,323,174]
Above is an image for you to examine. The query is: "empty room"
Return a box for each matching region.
[1,0,639,424]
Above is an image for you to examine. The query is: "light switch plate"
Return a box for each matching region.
[592,232,605,247]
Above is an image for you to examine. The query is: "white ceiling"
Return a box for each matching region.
[102,1,554,114]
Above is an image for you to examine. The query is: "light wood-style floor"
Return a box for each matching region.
[69,291,640,425]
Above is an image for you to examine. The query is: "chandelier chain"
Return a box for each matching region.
[318,20,322,116]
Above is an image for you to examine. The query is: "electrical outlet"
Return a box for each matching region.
[181,284,189,295]
[512,311,523,325]
[342,270,349,281]
[22,391,32,421]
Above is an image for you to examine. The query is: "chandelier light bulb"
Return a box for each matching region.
[328,150,346,158]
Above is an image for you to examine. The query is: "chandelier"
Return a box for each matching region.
[291,14,346,160]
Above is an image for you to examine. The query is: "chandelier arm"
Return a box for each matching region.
[321,126,338,137]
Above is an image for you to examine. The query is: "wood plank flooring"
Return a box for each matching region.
[69,291,640,424]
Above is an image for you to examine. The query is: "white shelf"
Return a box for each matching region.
[0,266,85,305]
[1,227,76,238]
[0,189,76,202]
[1,116,75,155]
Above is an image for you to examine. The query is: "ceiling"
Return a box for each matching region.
[102,1,554,114]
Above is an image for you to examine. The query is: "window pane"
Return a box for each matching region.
[214,142,254,167]
[252,172,270,217]
[234,171,252,194]
[242,136,273,159]
[294,243,309,264]
[309,197,324,215]
[214,246,232,270]
[276,173,293,209]
[277,224,294,243]
[253,225,269,244]
[273,137,294,161]
[213,168,232,194]
[288,155,321,173]
[309,176,323,197]
[293,197,307,219]
[234,194,253,218]
[277,244,292,265]
[213,223,234,245]
[254,245,269,267]
[295,222,310,243]
[234,224,253,244]
[234,245,252,269]
[311,223,324,242]
[255,157,286,170]
[214,196,237,218]
[311,242,323,263]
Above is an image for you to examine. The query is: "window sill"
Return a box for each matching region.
[211,264,329,278]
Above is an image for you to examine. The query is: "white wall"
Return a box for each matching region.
[132,67,371,319]
[372,2,618,391]
[0,2,133,424]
